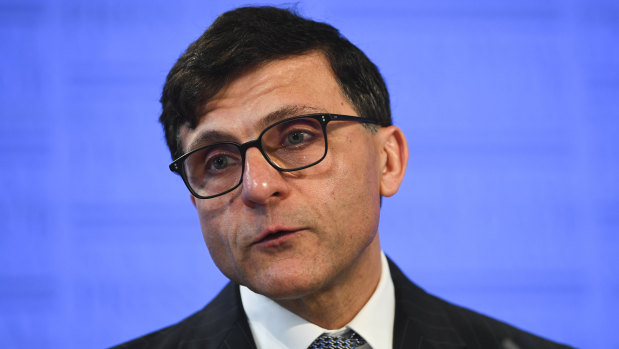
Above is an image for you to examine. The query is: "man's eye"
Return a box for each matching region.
[205,154,238,172]
[210,156,228,169]
[284,130,314,146]
[287,131,308,145]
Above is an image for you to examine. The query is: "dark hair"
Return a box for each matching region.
[160,6,391,160]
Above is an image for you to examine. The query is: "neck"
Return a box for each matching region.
[275,237,383,329]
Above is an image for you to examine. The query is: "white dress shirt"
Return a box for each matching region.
[240,252,395,349]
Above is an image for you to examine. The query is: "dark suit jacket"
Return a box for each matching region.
[112,260,572,348]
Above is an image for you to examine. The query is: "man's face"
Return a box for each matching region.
[180,52,388,300]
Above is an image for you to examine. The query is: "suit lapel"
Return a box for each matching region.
[215,284,256,349]
[389,258,466,349]
[393,306,424,349]
[177,282,257,349]
[219,320,256,349]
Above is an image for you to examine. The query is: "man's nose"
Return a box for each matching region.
[241,148,289,206]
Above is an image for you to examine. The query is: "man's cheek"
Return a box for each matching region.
[202,225,224,249]
[203,230,231,266]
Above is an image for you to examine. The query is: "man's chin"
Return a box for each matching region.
[244,275,326,301]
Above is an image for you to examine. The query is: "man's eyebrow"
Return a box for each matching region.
[187,105,326,152]
[256,105,325,130]
[186,130,236,152]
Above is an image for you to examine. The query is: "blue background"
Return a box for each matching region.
[1,0,617,348]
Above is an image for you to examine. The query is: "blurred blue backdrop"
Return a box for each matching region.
[1,0,617,348]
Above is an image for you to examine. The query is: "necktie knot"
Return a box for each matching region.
[308,330,366,349]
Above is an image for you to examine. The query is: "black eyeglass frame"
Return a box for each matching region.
[169,113,378,199]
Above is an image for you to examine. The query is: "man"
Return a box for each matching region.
[114,6,570,349]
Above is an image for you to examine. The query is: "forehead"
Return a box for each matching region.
[180,52,356,152]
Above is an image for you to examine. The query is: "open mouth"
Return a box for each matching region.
[261,230,294,242]
[255,229,298,246]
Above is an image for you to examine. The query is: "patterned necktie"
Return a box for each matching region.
[308,330,366,349]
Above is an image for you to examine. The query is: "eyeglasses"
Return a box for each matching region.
[169,113,378,199]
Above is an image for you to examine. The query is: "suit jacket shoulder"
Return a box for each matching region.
[388,259,573,349]
[110,282,256,349]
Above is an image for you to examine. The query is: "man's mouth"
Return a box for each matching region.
[263,230,292,241]
[253,228,300,246]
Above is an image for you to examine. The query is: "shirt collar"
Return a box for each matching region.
[240,252,395,349]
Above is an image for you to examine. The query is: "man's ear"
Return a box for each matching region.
[190,194,197,208]
[377,126,409,197]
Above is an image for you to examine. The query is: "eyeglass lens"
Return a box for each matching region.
[183,116,326,198]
